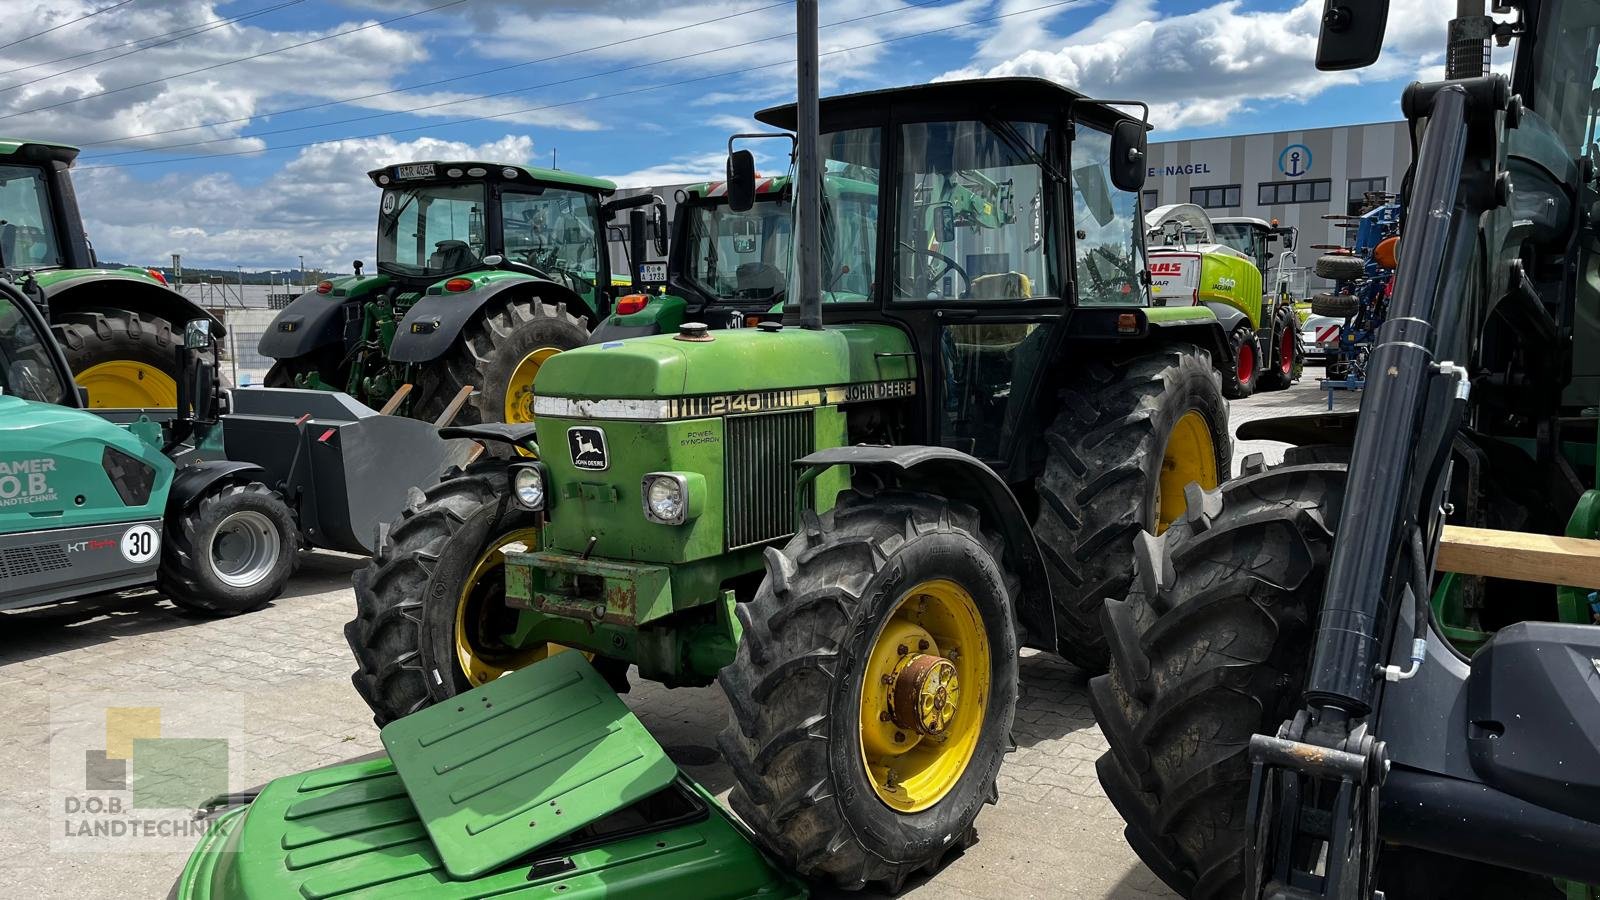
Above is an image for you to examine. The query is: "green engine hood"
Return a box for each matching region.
[536,324,916,401]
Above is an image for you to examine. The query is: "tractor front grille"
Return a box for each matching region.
[725,410,813,550]
[0,543,70,581]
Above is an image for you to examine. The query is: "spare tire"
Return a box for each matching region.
[1315,253,1366,280]
[1312,292,1360,317]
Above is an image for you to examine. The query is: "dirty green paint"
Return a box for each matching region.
[1144,305,1220,325]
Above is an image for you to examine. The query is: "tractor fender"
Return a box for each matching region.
[795,444,1057,654]
[1236,411,1359,447]
[388,277,592,364]
[257,289,353,360]
[589,293,689,344]
[42,274,223,335]
[1200,300,1248,333]
[1146,315,1231,372]
[166,460,269,516]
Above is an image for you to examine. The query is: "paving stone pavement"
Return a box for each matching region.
[0,378,1351,899]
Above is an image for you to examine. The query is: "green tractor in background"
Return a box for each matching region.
[0,277,295,616]
[338,73,1241,890]
[0,138,222,408]
[591,175,794,340]
[1147,203,1304,398]
[260,161,660,425]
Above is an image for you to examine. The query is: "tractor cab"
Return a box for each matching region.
[668,178,793,325]
[0,140,92,273]
[0,283,75,406]
[372,161,621,308]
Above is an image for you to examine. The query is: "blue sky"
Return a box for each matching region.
[0,0,1465,269]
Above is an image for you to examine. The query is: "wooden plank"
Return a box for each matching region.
[378,383,412,416]
[432,385,475,428]
[1436,525,1600,589]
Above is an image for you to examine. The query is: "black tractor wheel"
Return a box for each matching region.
[1031,344,1230,672]
[52,308,189,409]
[1222,325,1257,399]
[411,296,589,427]
[1312,292,1360,318]
[1256,305,1303,392]
[1090,450,1347,898]
[718,488,1019,892]
[160,482,299,616]
[1315,253,1366,280]
[347,463,579,725]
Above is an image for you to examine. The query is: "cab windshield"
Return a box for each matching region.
[377,183,487,278]
[682,195,792,304]
[1525,0,1600,157]
[894,119,1054,302]
[0,165,61,270]
[502,187,601,291]
[1213,222,1269,272]
[0,293,69,404]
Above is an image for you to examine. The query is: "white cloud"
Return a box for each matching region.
[75,134,537,269]
[942,0,1462,132]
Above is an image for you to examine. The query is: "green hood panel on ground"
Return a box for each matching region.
[537,323,917,400]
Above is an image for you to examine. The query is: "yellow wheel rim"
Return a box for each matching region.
[504,346,563,425]
[76,361,177,408]
[858,578,991,813]
[455,527,564,687]
[1156,410,1219,534]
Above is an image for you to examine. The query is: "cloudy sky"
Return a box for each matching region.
[0,0,1468,270]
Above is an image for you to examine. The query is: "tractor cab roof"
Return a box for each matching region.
[367,160,616,194]
[755,77,1144,132]
[0,139,80,166]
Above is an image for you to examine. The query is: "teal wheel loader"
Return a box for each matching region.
[0,138,221,409]
[0,278,293,615]
[260,162,662,427]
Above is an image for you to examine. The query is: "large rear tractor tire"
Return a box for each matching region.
[1031,344,1230,673]
[718,488,1019,892]
[1256,305,1303,392]
[1089,451,1346,898]
[346,463,588,725]
[160,483,299,616]
[411,296,589,427]
[52,308,187,408]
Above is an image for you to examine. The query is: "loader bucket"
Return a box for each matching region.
[222,388,475,555]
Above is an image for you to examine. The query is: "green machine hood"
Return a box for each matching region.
[534,324,917,404]
[174,655,804,899]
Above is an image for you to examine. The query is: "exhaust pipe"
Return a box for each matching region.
[1446,0,1491,79]
[794,0,823,331]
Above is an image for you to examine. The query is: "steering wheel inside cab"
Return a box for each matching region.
[897,243,970,299]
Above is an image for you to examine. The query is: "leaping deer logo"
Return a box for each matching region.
[568,427,608,470]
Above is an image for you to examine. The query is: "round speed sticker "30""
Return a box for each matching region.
[121,524,160,564]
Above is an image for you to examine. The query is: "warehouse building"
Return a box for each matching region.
[1141,120,1410,252]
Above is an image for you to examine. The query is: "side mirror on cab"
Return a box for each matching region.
[183,318,212,351]
[653,200,669,256]
[1315,0,1388,71]
[935,204,957,243]
[1109,120,1147,193]
[726,149,757,213]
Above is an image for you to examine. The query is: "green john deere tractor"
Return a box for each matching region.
[260,161,660,425]
[335,75,1243,887]
[0,138,221,408]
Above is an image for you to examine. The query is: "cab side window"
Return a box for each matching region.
[1070,126,1145,305]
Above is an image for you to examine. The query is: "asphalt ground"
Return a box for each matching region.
[0,375,1357,899]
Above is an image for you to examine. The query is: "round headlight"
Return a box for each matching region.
[644,476,684,523]
[512,467,544,510]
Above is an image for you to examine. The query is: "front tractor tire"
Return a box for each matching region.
[53,308,188,409]
[346,463,553,725]
[1031,344,1230,673]
[718,489,1019,892]
[1256,305,1303,392]
[159,482,299,616]
[412,296,589,427]
[1090,451,1346,898]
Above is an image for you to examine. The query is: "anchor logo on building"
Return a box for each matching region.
[1278,143,1313,178]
